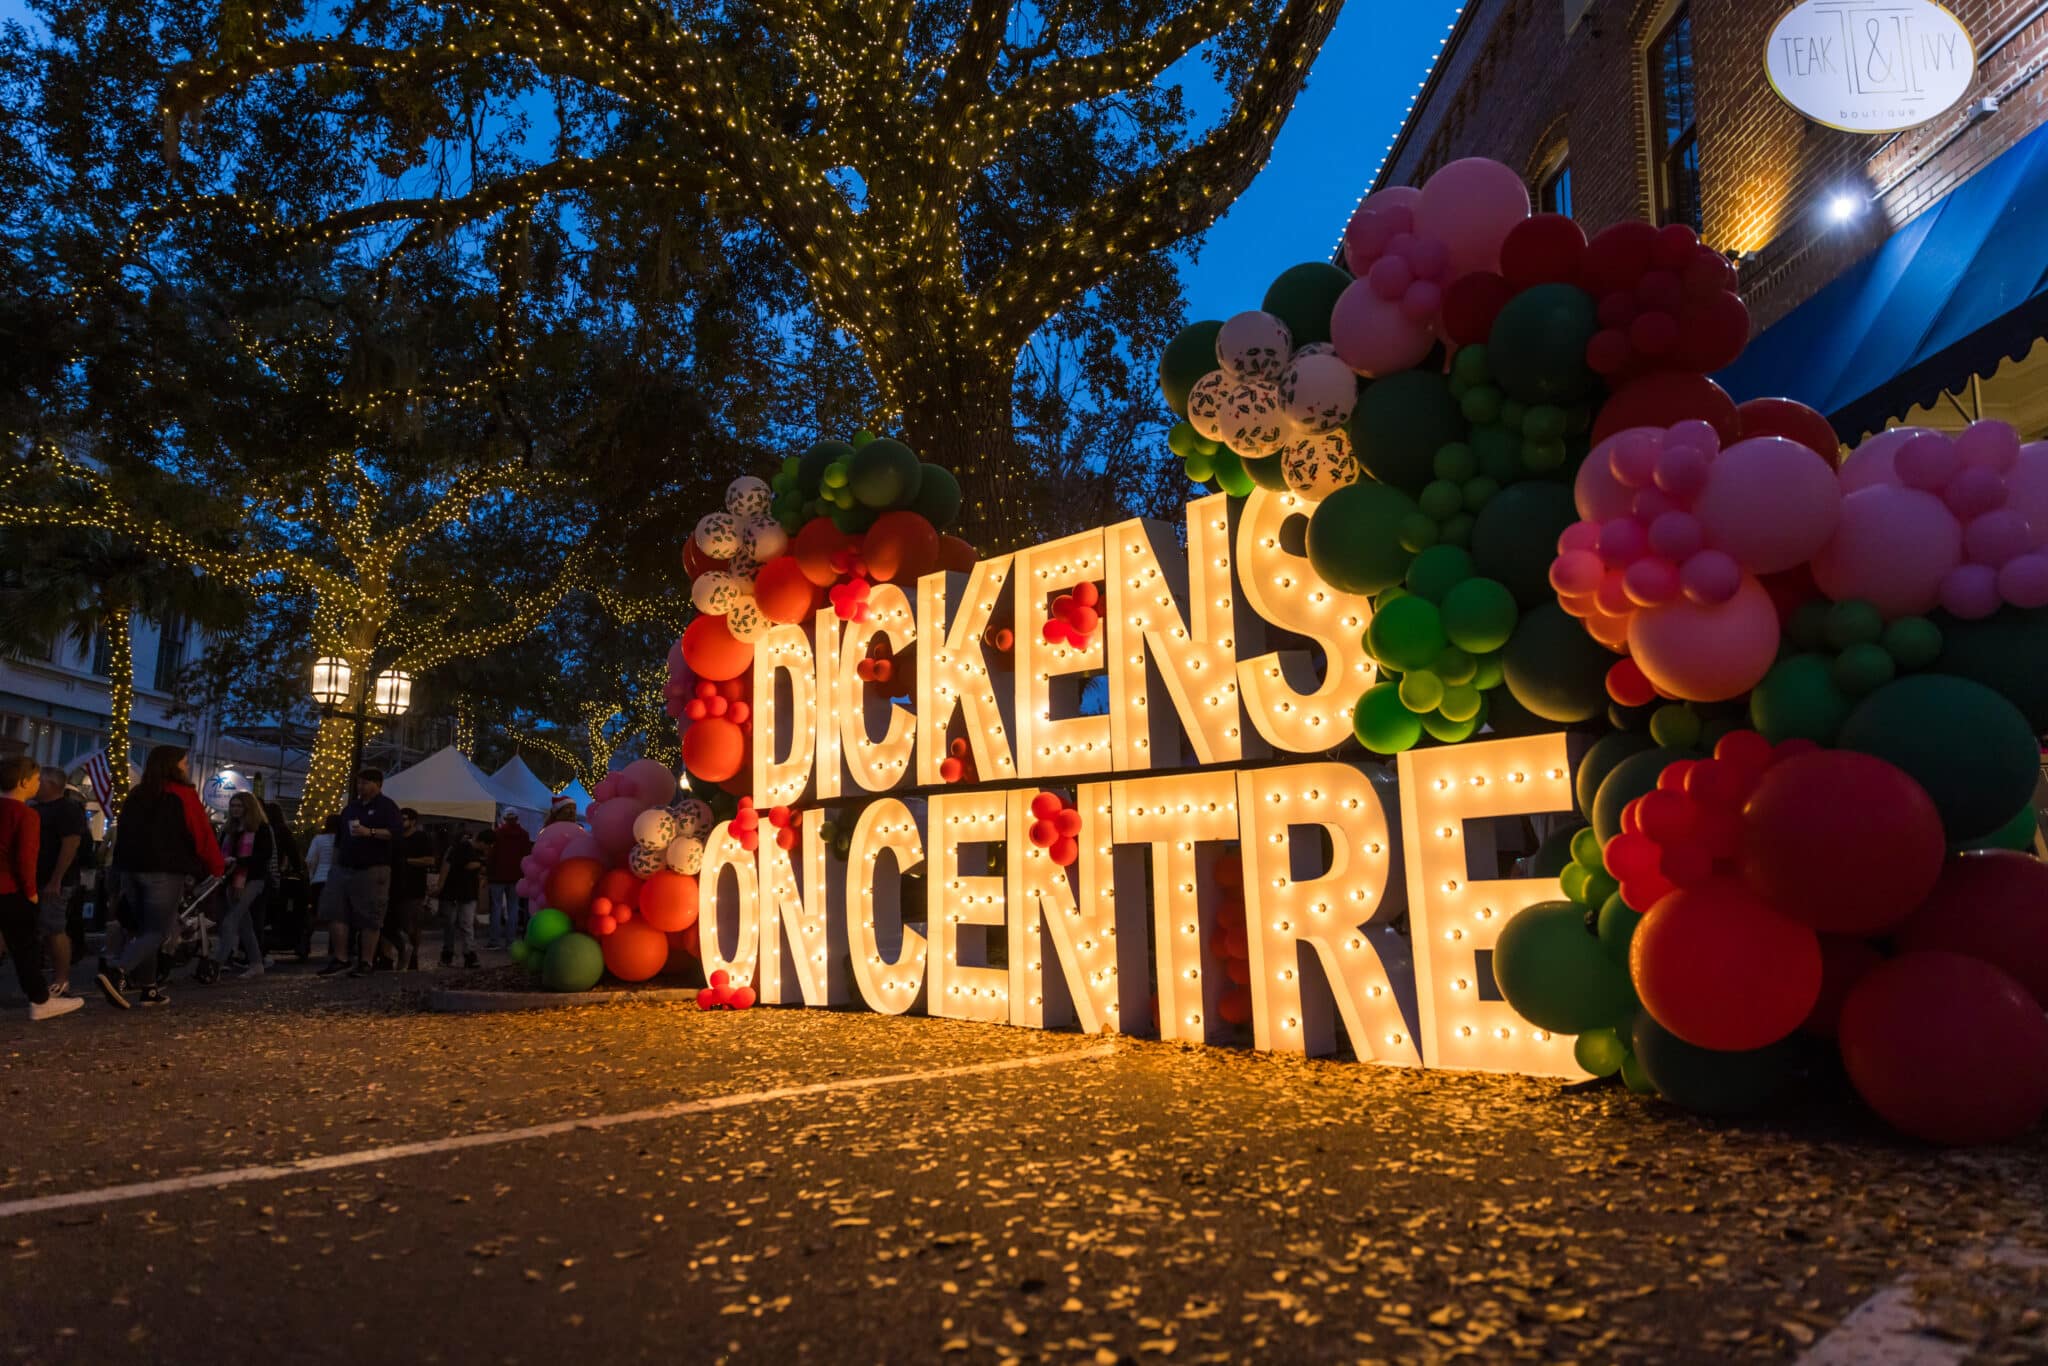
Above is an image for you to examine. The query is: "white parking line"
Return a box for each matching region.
[1797,1243,2048,1366]
[0,1044,1118,1220]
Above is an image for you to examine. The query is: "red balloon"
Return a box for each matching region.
[681,614,754,682]
[1217,985,1253,1026]
[1441,271,1516,346]
[1581,220,1661,296]
[1801,935,1884,1038]
[862,509,940,584]
[1591,371,1740,448]
[937,534,978,574]
[682,539,728,579]
[1738,751,1946,934]
[1738,397,1841,466]
[1500,214,1588,289]
[1838,951,2048,1144]
[792,517,851,587]
[1673,288,1750,372]
[1897,852,2048,1007]
[753,554,819,624]
[602,917,670,982]
[543,856,606,920]
[597,866,643,911]
[1629,878,1822,1051]
[682,716,747,783]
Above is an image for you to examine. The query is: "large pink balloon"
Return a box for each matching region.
[1576,428,1659,522]
[1811,485,1962,618]
[1414,158,1531,280]
[533,821,581,853]
[560,831,606,863]
[2009,442,2048,546]
[1626,573,1781,701]
[587,797,645,860]
[1331,278,1435,377]
[619,757,678,808]
[1838,426,1936,493]
[1692,436,1842,573]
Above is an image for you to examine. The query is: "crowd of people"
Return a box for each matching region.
[0,743,546,1019]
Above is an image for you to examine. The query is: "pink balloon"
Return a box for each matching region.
[1999,552,2048,608]
[1812,485,1962,618]
[1839,426,1938,493]
[1954,419,2020,473]
[1894,433,1960,492]
[1940,564,2002,620]
[1623,556,1680,606]
[1679,549,1742,604]
[1598,518,1647,566]
[1558,520,1601,554]
[1653,443,1711,499]
[1647,510,1704,560]
[587,797,645,860]
[1692,436,1842,573]
[1414,158,1531,279]
[619,757,679,807]
[2006,443,2048,538]
[1331,278,1436,377]
[534,821,581,853]
[1342,188,1421,274]
[1550,549,1604,596]
[1627,574,1781,702]
[561,831,605,863]
[1579,429,1655,519]
[1944,465,2007,519]
[1367,255,1411,302]
[1965,508,2033,567]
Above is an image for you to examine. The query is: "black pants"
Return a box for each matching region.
[1,892,48,1005]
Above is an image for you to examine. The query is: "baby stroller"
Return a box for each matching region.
[161,875,227,985]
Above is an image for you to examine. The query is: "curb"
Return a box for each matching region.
[427,986,702,1015]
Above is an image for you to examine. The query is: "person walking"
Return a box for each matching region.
[3,756,83,1020]
[95,746,222,1010]
[484,811,531,948]
[210,792,276,978]
[303,813,338,958]
[32,766,88,998]
[262,799,305,959]
[438,827,486,968]
[385,807,434,971]
[316,768,401,979]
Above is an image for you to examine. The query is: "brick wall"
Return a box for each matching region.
[1375,0,2048,330]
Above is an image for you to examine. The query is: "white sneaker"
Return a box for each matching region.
[29,995,83,1021]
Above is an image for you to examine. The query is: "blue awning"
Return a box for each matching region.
[1716,118,2048,441]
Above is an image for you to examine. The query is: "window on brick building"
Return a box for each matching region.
[152,616,187,692]
[1648,5,1702,234]
[1538,151,1573,219]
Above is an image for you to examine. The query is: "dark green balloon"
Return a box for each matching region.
[1838,673,2043,842]
[525,906,574,951]
[1961,801,2040,853]
[1493,901,1640,1035]
[1596,892,1643,963]
[1531,824,1586,878]
[1242,453,1291,490]
[1590,746,1694,843]
[1366,595,1447,672]
[909,463,962,528]
[848,438,921,509]
[1160,320,1224,416]
[541,932,606,993]
[1307,478,1422,595]
[1471,479,1579,607]
[1501,602,1613,724]
[1486,283,1600,404]
[1350,370,1467,497]
[1631,1015,1794,1115]
[830,501,880,534]
[1261,262,1353,346]
[1405,544,1475,602]
[1439,576,1518,653]
[799,439,854,498]
[1352,681,1423,754]
[1212,447,1254,497]
[1750,653,1850,744]
[1932,606,2048,733]
[1575,729,1658,817]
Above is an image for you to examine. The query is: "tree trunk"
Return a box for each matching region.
[101,598,134,794]
[298,639,376,826]
[897,347,1029,554]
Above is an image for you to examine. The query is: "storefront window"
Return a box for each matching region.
[1539,158,1573,218]
[152,616,186,691]
[1649,5,1702,234]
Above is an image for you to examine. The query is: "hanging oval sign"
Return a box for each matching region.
[1765,0,1976,134]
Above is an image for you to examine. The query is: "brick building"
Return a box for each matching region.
[1367,0,2048,438]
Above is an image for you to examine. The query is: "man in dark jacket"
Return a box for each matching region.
[316,768,402,979]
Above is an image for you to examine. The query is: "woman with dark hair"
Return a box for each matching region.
[96,745,224,1009]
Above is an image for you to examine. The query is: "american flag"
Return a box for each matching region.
[83,751,115,814]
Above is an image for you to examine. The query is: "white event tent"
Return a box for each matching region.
[489,755,556,828]
[380,747,531,826]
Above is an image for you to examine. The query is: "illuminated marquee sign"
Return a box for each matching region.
[1766,0,1975,135]
[704,488,1586,1078]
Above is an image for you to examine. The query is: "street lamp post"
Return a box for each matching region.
[310,655,415,781]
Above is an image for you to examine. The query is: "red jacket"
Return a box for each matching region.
[487,821,532,882]
[0,797,39,898]
[111,781,226,879]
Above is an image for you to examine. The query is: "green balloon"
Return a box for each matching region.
[1353,682,1423,754]
[541,931,607,993]
[1531,825,1585,877]
[1307,478,1422,595]
[1560,862,1591,904]
[1405,544,1474,601]
[1471,651,1504,691]
[1648,704,1701,749]
[1839,673,2043,841]
[1501,602,1612,724]
[1439,576,1518,654]
[1596,892,1643,962]
[1212,447,1254,497]
[1584,869,1620,910]
[799,439,854,497]
[1787,598,1830,652]
[1823,598,1884,649]
[1932,606,2048,733]
[1493,901,1640,1035]
[509,939,530,965]
[1160,320,1224,416]
[1242,453,1291,491]
[1833,640,1896,695]
[830,500,880,534]
[1750,654,1851,744]
[525,906,574,951]
[1399,670,1444,713]
[1575,730,1658,816]
[1438,683,1483,723]
[1472,424,1523,483]
[1434,442,1477,482]
[848,438,921,508]
[1367,594,1447,672]
[1471,480,1579,607]
[1620,1047,1657,1094]
[1574,1026,1629,1078]
[1350,370,1467,497]
[1168,423,1201,459]
[908,463,962,528]
[1434,646,1477,686]
[1485,283,1600,403]
[1569,827,1603,867]
[1183,452,1215,483]
[1962,801,2040,853]
[1590,747,1694,842]
[1420,702,1486,743]
[1631,1016,1794,1115]
[1261,263,1353,346]
[1881,616,1943,672]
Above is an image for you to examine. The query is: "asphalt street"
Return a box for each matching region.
[2,961,2045,1365]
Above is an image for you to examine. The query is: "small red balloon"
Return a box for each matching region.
[1897,852,2048,1007]
[1630,878,1821,1051]
[1500,213,1588,289]
[597,866,642,911]
[682,539,728,579]
[1739,752,1945,935]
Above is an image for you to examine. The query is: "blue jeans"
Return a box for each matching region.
[487,883,521,944]
[117,872,188,987]
[212,880,267,967]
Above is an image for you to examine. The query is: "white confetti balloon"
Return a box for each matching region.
[1221,380,1288,457]
[1294,341,1338,359]
[725,548,761,586]
[724,476,774,519]
[693,511,741,559]
[743,518,789,562]
[628,844,666,878]
[690,571,737,615]
[632,807,680,850]
[665,834,705,876]
[725,595,768,642]
[1280,350,1359,434]
[671,799,714,841]
[1281,428,1362,502]
[1187,370,1233,444]
[1217,310,1293,382]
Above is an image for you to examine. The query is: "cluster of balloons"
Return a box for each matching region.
[1024,791,1082,867]
[1043,581,1104,650]
[1350,544,1519,753]
[771,431,964,537]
